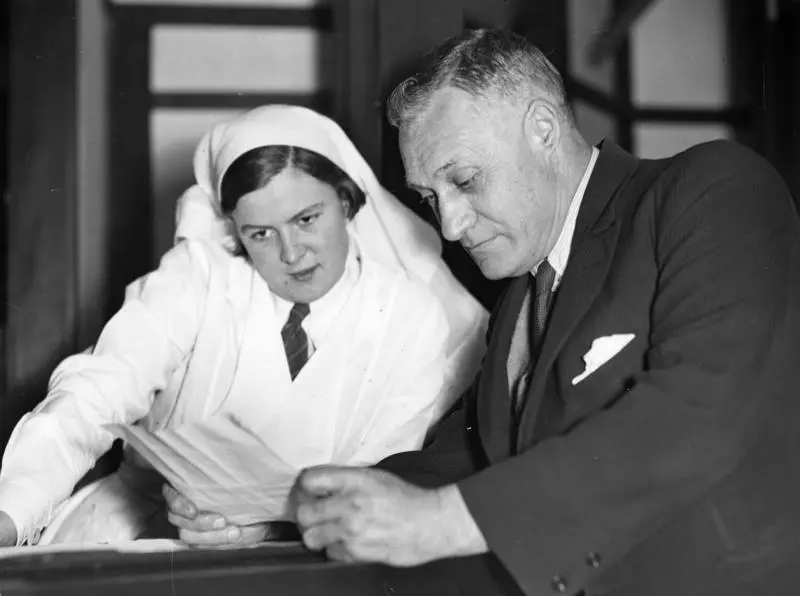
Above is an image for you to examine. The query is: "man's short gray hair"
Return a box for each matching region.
[386,28,571,129]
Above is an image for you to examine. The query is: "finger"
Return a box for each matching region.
[162,484,197,519]
[168,510,227,532]
[295,490,361,529]
[179,524,243,548]
[296,465,371,498]
[325,541,357,563]
[179,523,269,549]
[302,521,348,551]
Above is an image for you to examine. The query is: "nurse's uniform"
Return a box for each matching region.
[0,106,488,546]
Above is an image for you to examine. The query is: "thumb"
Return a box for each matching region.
[296,465,370,497]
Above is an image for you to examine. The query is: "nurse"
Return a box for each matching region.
[0,105,487,547]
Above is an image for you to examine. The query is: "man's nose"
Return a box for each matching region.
[279,230,304,265]
[438,197,476,242]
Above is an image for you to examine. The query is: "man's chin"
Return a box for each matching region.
[475,259,517,281]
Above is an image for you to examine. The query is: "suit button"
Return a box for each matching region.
[551,575,568,593]
[586,551,601,568]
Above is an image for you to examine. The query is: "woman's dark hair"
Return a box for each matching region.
[219,145,366,219]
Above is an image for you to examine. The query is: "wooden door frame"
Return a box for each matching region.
[2,0,79,450]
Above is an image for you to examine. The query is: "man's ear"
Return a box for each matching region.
[522,98,560,153]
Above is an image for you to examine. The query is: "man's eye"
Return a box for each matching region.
[420,194,438,209]
[455,175,476,190]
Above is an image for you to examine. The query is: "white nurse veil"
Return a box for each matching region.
[174,105,487,412]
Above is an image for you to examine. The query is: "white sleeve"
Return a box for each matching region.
[346,286,451,465]
[0,241,211,545]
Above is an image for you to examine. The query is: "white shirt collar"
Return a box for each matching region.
[273,230,361,349]
[532,146,599,288]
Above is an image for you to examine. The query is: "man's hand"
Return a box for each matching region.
[0,510,18,547]
[291,466,488,566]
[163,484,273,548]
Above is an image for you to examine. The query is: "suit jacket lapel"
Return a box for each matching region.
[515,141,639,447]
[477,275,528,462]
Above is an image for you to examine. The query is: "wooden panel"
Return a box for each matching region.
[0,0,9,419]
[3,0,78,449]
[106,5,332,28]
[332,0,380,172]
[107,13,152,315]
[510,0,569,72]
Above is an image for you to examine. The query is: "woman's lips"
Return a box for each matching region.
[290,265,318,282]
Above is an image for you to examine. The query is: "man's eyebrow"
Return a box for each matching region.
[434,160,457,176]
[406,160,457,189]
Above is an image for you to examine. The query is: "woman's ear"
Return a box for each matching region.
[337,193,353,220]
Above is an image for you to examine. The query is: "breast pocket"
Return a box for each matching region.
[558,331,647,418]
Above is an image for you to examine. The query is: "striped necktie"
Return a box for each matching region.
[513,259,557,411]
[531,259,557,354]
[281,302,310,381]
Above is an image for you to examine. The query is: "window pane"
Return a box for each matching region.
[115,0,326,6]
[567,0,615,95]
[150,109,245,260]
[151,25,331,93]
[631,0,730,108]
[633,123,733,159]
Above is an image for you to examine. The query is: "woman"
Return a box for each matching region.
[0,105,487,547]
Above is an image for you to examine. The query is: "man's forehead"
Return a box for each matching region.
[400,115,485,184]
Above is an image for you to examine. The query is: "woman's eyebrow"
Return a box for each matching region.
[289,202,325,222]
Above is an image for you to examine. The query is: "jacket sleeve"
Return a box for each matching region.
[457,143,800,595]
[0,241,212,545]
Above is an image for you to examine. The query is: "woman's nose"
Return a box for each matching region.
[439,197,476,242]
[279,231,304,265]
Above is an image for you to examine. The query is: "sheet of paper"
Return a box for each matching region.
[0,539,188,559]
[105,417,299,525]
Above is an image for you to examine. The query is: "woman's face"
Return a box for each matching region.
[231,167,350,304]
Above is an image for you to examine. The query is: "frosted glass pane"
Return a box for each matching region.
[150,109,246,260]
[573,100,616,145]
[115,0,325,6]
[151,25,330,93]
[567,0,615,95]
[633,123,733,159]
[631,0,730,108]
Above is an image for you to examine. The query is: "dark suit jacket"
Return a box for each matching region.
[380,140,800,596]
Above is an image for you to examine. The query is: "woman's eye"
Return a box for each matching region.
[251,229,273,241]
[298,213,320,227]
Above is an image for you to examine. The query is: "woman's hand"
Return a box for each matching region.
[0,510,18,547]
[163,484,284,548]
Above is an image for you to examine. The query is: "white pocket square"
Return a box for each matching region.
[571,333,635,385]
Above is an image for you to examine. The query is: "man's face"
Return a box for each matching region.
[400,87,562,280]
[232,167,350,304]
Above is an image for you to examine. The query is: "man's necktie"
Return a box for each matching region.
[513,259,557,412]
[281,302,310,381]
[530,258,557,354]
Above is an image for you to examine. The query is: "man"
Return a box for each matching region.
[168,30,800,596]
